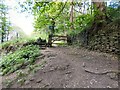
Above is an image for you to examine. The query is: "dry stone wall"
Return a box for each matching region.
[88,30,119,54]
[74,21,120,55]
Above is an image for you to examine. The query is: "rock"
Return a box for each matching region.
[65,71,72,74]
[47,54,56,58]
[86,86,90,88]
[82,62,86,67]
[66,64,70,68]
[36,79,42,83]
[43,84,49,88]
[95,68,98,70]
[38,55,45,59]
[90,79,97,85]
[29,78,34,81]
[25,81,29,85]
[107,73,118,80]
[49,67,55,71]
[107,86,112,88]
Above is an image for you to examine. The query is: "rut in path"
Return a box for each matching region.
[3,47,118,88]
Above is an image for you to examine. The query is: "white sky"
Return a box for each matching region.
[5,0,34,35]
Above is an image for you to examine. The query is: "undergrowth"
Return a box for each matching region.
[0,38,38,55]
[0,44,40,76]
[0,38,36,50]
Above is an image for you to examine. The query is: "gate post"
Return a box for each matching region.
[48,18,55,47]
[48,34,53,47]
[67,35,72,45]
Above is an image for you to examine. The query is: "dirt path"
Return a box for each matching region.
[2,46,118,88]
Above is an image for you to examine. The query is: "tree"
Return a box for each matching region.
[92,1,106,30]
[70,0,74,30]
[86,0,107,36]
[33,1,70,34]
[0,1,10,43]
[17,0,95,39]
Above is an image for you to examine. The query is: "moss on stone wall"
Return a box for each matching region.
[74,19,120,55]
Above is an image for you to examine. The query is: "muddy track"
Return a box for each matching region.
[2,46,118,88]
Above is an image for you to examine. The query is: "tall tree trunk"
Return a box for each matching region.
[67,0,74,45]
[1,26,4,43]
[7,30,9,41]
[70,0,74,30]
[89,1,106,34]
[1,33,4,43]
[85,1,106,46]
[92,1,106,21]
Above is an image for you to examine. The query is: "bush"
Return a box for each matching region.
[0,38,37,54]
[0,45,40,75]
[107,6,120,22]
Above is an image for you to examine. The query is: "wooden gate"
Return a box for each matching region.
[48,35,68,46]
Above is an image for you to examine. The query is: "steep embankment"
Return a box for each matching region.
[75,19,120,54]
[88,20,120,54]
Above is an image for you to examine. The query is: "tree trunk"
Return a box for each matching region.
[7,30,9,41]
[1,26,4,43]
[85,1,106,46]
[92,1,106,21]
[89,1,106,34]
[70,0,74,30]
[1,32,4,43]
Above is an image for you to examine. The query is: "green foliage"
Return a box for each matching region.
[0,1,11,43]
[0,39,20,49]
[3,79,13,88]
[0,37,36,51]
[17,1,94,40]
[74,14,94,32]
[66,14,94,37]
[107,6,120,21]
[33,2,70,35]
[17,78,26,86]
[0,44,40,75]
[32,30,48,40]
[33,1,95,38]
[16,70,27,77]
